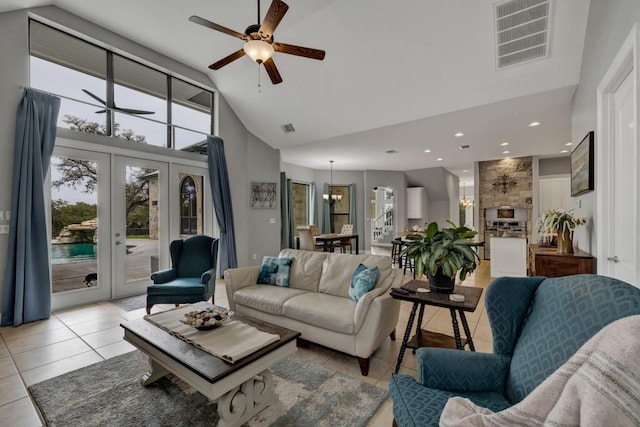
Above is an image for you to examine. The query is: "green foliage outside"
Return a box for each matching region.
[51,115,151,236]
[51,200,96,238]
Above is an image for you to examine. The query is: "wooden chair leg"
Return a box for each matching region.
[357,357,370,376]
[175,303,179,307]
[146,304,153,315]
[390,328,396,341]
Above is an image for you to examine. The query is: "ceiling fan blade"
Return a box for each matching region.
[263,57,283,84]
[273,42,325,60]
[259,0,289,40]
[82,89,107,105]
[95,109,107,114]
[189,15,247,40]
[116,107,155,115]
[209,49,246,70]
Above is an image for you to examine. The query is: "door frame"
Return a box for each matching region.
[596,22,640,284]
[49,147,112,310]
[52,133,213,308]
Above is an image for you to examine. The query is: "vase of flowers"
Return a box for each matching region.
[537,209,588,254]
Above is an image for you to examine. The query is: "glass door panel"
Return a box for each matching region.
[50,148,111,310]
[114,157,168,297]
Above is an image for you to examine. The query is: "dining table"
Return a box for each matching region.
[296,233,359,253]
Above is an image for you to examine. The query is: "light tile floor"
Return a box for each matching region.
[0,262,494,426]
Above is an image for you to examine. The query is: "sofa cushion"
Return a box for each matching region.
[146,278,204,296]
[349,264,379,301]
[283,292,356,334]
[319,253,393,298]
[257,256,294,287]
[233,285,308,315]
[279,249,327,292]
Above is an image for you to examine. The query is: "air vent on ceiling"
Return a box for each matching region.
[281,123,296,133]
[495,0,551,69]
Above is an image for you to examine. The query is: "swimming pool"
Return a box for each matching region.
[51,243,96,264]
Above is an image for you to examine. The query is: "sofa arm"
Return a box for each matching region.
[224,266,261,311]
[354,269,404,331]
[201,267,217,300]
[150,268,177,284]
[418,348,510,393]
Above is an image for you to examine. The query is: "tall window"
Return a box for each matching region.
[292,182,310,234]
[29,20,214,151]
[180,176,198,235]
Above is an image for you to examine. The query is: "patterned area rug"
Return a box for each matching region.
[29,351,388,426]
[110,294,147,311]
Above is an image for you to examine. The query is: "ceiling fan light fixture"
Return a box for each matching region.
[244,40,274,63]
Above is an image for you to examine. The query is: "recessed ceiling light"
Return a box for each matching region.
[502,150,510,154]
[565,142,573,146]
[424,149,432,153]
[436,158,443,161]
[500,142,509,146]
[462,169,469,173]
[560,149,569,153]
[454,132,464,137]
[529,121,541,127]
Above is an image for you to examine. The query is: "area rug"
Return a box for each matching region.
[110,294,147,311]
[29,351,388,426]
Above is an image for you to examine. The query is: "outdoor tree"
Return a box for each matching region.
[52,115,152,231]
[51,200,97,238]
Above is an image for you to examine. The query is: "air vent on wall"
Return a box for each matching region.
[495,0,551,69]
[281,123,296,133]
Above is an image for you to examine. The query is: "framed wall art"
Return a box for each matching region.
[250,182,277,208]
[571,131,594,197]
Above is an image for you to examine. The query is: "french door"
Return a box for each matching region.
[112,157,169,298]
[50,143,213,310]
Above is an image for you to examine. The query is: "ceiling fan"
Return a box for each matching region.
[82,89,155,115]
[189,0,325,85]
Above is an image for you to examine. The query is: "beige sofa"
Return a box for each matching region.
[224,249,404,375]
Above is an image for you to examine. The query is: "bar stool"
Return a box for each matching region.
[391,238,403,268]
[402,244,414,276]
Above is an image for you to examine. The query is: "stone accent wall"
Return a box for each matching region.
[478,157,533,251]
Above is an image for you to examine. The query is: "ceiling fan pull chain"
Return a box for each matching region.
[257,63,262,93]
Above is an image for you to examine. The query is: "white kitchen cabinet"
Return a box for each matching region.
[490,237,527,278]
[407,187,426,219]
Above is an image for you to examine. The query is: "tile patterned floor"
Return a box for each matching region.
[0,262,494,426]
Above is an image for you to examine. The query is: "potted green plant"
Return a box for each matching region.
[537,209,588,254]
[401,221,483,293]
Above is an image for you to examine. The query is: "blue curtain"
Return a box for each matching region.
[280,173,295,249]
[2,89,60,326]
[207,136,237,274]
[322,183,330,233]
[349,184,356,225]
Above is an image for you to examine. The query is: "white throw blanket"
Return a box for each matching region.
[145,305,280,364]
[440,315,640,427]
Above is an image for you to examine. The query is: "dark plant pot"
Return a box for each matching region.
[427,268,455,293]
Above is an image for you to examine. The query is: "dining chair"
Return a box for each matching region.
[338,224,355,253]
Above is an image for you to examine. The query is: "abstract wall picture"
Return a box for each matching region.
[250,182,277,208]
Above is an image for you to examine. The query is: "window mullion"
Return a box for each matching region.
[166,75,173,148]
[106,51,114,137]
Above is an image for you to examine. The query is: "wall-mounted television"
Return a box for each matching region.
[571,131,594,197]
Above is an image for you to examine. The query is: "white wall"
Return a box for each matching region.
[570,0,640,255]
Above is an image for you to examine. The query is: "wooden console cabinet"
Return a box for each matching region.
[528,244,595,278]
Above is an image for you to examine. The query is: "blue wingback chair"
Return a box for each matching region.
[389,274,640,426]
[146,235,219,314]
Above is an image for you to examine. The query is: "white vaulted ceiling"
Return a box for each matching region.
[0,0,591,179]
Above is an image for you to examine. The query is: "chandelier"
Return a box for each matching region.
[323,160,342,205]
[460,184,474,208]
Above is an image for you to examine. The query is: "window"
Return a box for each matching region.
[329,185,350,233]
[292,182,310,234]
[28,20,215,150]
[179,174,204,236]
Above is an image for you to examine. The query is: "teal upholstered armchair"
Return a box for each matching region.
[389,274,640,426]
[146,235,219,314]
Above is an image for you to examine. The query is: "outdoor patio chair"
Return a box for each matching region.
[146,235,219,314]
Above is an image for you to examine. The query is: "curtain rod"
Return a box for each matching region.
[19,85,214,139]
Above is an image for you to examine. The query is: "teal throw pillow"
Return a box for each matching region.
[257,256,295,287]
[349,263,379,301]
